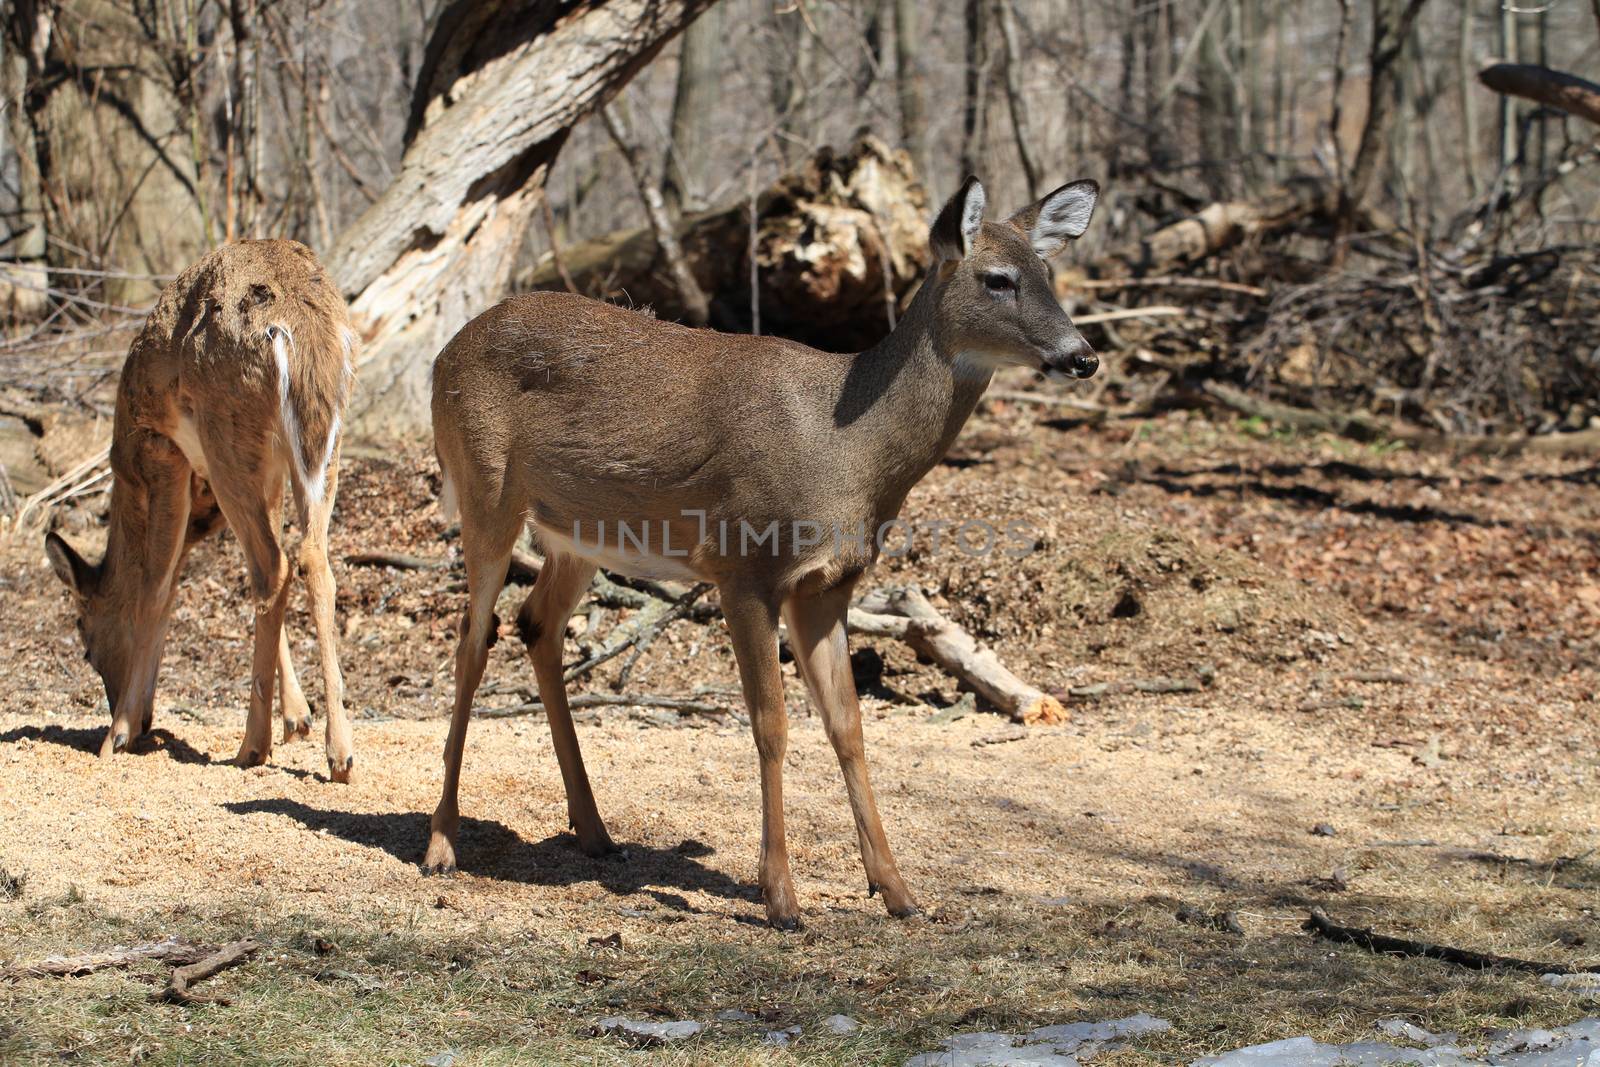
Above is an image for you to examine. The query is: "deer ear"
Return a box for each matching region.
[1008,179,1099,260]
[45,532,96,597]
[930,176,987,262]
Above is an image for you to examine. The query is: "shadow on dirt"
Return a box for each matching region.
[221,797,752,908]
[0,724,212,764]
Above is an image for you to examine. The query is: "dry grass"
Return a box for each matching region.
[3,871,1598,1065]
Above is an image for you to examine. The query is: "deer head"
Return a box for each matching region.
[44,531,135,715]
[927,175,1100,382]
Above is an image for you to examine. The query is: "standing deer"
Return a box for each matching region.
[44,240,358,781]
[427,176,1098,926]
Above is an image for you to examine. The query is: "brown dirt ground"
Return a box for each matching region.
[2,387,1599,1062]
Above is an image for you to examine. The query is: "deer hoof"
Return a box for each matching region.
[283,716,312,742]
[99,729,129,758]
[888,902,922,920]
[327,754,354,784]
[422,834,457,876]
[767,913,803,932]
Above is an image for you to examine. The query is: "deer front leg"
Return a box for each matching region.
[99,441,194,756]
[278,629,314,742]
[784,580,918,918]
[722,586,800,929]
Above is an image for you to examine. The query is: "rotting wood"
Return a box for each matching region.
[152,938,261,1006]
[520,135,930,352]
[1304,909,1583,974]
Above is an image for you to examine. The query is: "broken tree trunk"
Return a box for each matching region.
[1090,176,1336,277]
[519,135,930,352]
[851,587,1066,726]
[1478,62,1600,126]
[329,0,716,437]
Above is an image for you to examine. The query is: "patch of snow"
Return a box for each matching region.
[594,1017,704,1047]
[763,1026,803,1047]
[904,1014,1170,1066]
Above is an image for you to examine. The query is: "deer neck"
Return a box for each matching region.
[837,276,992,508]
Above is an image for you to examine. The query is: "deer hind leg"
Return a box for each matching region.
[424,507,518,873]
[291,446,352,781]
[721,584,801,929]
[783,579,918,918]
[203,441,291,769]
[515,551,613,856]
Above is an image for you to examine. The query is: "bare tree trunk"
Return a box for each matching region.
[1498,1,1519,196]
[994,0,1040,201]
[328,0,716,436]
[1195,0,1238,197]
[767,3,814,167]
[1143,0,1174,168]
[600,98,710,326]
[892,0,928,185]
[661,6,722,218]
[959,0,991,180]
[1458,0,1480,198]
[0,2,51,320]
[1338,0,1431,227]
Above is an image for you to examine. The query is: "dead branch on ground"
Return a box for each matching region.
[3,937,210,982]
[1303,909,1583,974]
[476,692,733,720]
[851,587,1066,725]
[152,938,261,1006]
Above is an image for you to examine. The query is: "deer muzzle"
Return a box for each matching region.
[1044,335,1098,380]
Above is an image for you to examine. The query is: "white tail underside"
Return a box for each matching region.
[270,324,341,506]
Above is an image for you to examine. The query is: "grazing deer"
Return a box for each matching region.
[427,176,1098,926]
[44,240,358,781]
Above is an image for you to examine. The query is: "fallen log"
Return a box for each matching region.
[851,588,1066,726]
[1200,381,1600,455]
[1303,909,1582,975]
[1102,176,1335,275]
[153,938,261,1006]
[3,937,210,982]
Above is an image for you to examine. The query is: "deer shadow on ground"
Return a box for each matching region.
[221,797,754,910]
[0,724,213,764]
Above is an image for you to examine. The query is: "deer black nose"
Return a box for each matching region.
[1053,335,1097,379]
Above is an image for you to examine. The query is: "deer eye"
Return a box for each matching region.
[982,272,1017,294]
